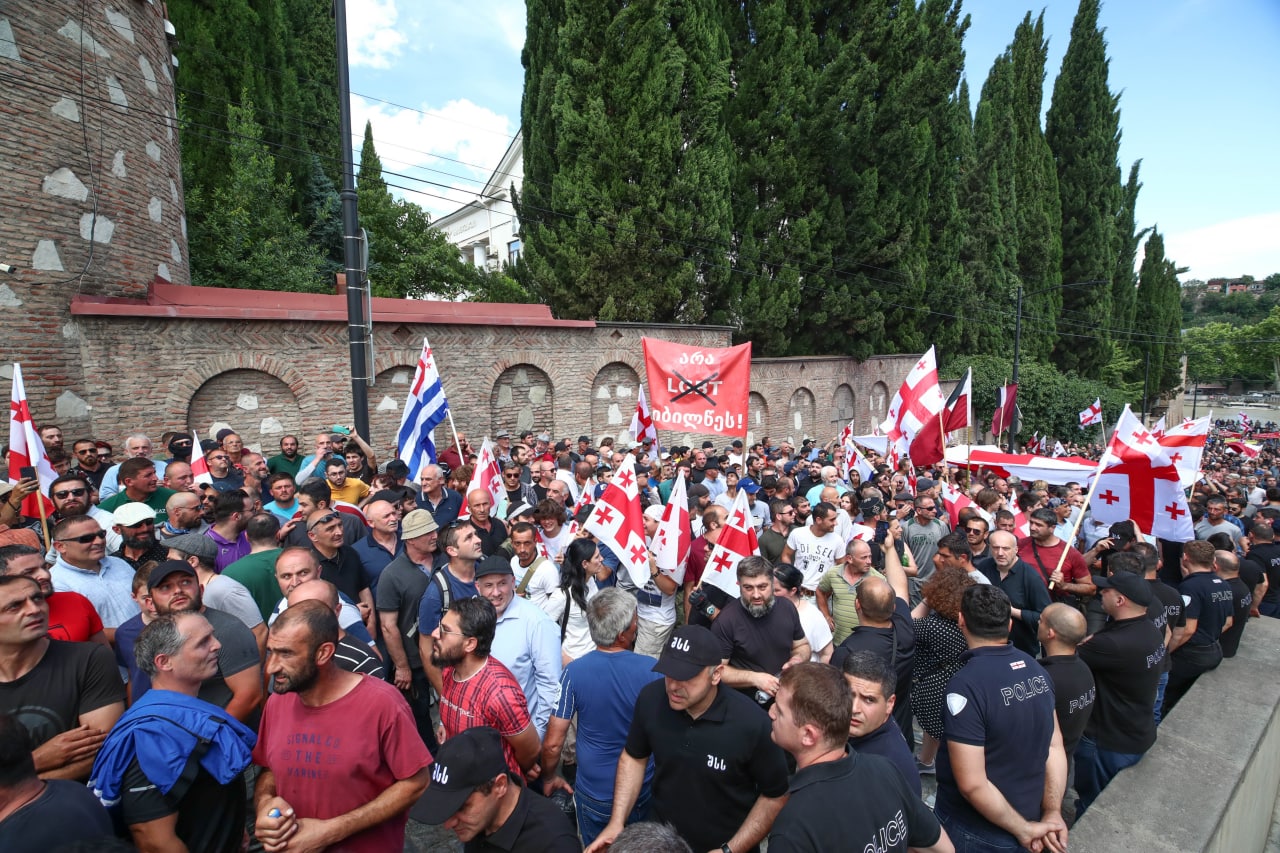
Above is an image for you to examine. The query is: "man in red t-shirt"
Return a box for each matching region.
[0,544,107,645]
[1019,509,1096,605]
[254,600,431,853]
[431,596,540,778]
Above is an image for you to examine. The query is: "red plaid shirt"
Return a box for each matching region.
[440,657,531,775]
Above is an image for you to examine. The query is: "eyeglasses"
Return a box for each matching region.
[123,520,156,529]
[965,528,985,536]
[307,512,340,531]
[916,505,936,511]
[57,530,107,544]
[438,623,469,637]
[209,455,230,462]
[52,488,88,499]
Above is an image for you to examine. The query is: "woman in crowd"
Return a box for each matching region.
[548,537,612,664]
[772,564,833,663]
[910,565,976,773]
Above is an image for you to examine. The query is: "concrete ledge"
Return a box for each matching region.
[1072,615,1280,852]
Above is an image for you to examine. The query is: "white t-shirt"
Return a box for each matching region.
[536,580,601,662]
[786,526,844,591]
[512,556,561,611]
[538,526,575,564]
[796,599,833,661]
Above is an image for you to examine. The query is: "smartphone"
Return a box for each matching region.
[18,466,36,481]
[330,425,352,435]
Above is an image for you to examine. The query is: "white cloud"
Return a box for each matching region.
[1164,212,1280,281]
[491,0,527,53]
[351,95,517,218]
[347,0,408,69]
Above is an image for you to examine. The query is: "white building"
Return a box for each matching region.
[434,132,523,272]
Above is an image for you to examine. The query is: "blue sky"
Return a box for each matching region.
[347,0,1280,281]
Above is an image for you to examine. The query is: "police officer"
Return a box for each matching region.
[1163,541,1234,716]
[585,625,790,853]
[934,585,1068,852]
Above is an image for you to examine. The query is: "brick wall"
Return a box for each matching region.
[0,0,187,438]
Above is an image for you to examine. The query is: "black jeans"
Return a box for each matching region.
[1162,641,1222,717]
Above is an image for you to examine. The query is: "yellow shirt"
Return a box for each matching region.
[327,478,370,506]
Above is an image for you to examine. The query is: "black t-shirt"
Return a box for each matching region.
[1077,615,1164,753]
[375,551,433,671]
[463,784,580,852]
[0,641,124,750]
[1038,654,1095,759]
[471,518,509,557]
[0,779,115,853]
[1146,578,1184,673]
[830,598,916,739]
[1180,571,1234,647]
[768,749,941,853]
[314,544,370,602]
[625,681,789,853]
[1220,576,1253,658]
[710,597,805,690]
[121,755,245,853]
[1247,542,1280,606]
[848,716,921,797]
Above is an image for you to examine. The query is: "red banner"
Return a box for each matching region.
[642,338,751,437]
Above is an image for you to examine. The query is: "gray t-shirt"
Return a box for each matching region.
[904,518,949,581]
[375,551,433,671]
[1195,519,1242,547]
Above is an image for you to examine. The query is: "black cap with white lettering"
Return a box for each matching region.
[653,625,723,681]
[408,727,506,824]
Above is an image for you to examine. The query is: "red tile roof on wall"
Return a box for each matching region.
[70,281,596,328]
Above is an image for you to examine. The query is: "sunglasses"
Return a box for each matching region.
[122,520,156,529]
[307,511,340,531]
[52,488,88,499]
[58,530,107,544]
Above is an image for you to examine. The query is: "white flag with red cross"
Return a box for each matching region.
[880,346,947,467]
[584,462,651,587]
[839,419,875,483]
[1079,398,1103,428]
[653,472,691,583]
[7,364,57,517]
[940,482,976,530]
[190,430,213,486]
[629,385,660,462]
[700,488,759,599]
[457,438,504,520]
[1089,406,1193,542]
[1157,414,1210,489]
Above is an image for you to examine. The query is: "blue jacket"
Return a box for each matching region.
[89,690,256,809]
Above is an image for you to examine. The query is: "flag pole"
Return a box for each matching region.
[20,419,51,549]
[1051,408,1122,587]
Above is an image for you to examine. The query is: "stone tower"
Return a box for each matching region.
[0,1,187,434]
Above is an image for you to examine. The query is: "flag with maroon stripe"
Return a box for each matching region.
[7,364,57,518]
[584,462,650,586]
[880,346,947,467]
[991,384,1018,436]
[700,489,759,599]
[942,367,972,434]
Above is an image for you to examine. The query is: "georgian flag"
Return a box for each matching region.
[630,385,660,462]
[839,419,875,483]
[880,346,947,468]
[1079,398,1103,428]
[850,523,877,542]
[941,482,977,530]
[7,364,58,517]
[1157,414,1210,489]
[653,472,691,583]
[1088,406,1193,542]
[584,461,650,586]
[700,488,759,599]
[190,429,213,486]
[457,438,504,520]
[1052,441,1067,458]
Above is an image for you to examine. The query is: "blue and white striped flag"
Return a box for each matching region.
[397,337,450,481]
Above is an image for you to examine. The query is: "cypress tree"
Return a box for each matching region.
[1045,0,1123,378]
[1113,160,1144,357]
[517,0,733,324]
[723,0,818,355]
[1009,13,1063,362]
[1133,230,1183,394]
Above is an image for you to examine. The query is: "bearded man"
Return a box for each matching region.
[710,556,810,706]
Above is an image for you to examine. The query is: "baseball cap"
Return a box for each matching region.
[401,509,439,539]
[739,477,761,495]
[917,478,936,492]
[166,532,217,562]
[1046,497,1066,509]
[408,727,507,824]
[653,625,723,680]
[114,502,157,527]
[474,554,514,579]
[893,491,914,503]
[147,559,197,590]
[1092,572,1153,607]
[702,441,715,450]
[577,435,590,443]
[506,501,534,520]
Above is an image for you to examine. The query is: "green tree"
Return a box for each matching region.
[517,0,734,325]
[1045,0,1123,378]
[1113,160,1144,354]
[1132,230,1184,395]
[185,95,327,292]
[722,0,818,355]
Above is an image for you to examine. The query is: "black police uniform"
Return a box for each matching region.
[1164,570,1234,714]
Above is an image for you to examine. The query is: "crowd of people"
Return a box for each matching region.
[0,417,1273,852]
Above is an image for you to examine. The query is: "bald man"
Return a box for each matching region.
[350,499,403,597]
[285,581,384,679]
[467,488,508,556]
[1037,603,1095,771]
